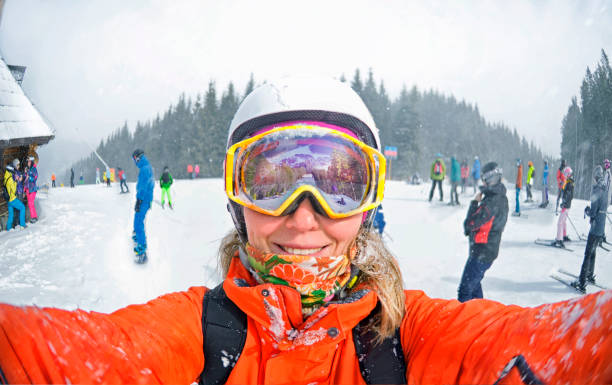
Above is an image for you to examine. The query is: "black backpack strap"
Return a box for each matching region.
[493,355,543,385]
[353,307,407,384]
[199,283,248,385]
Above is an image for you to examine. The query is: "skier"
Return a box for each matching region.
[187,164,194,179]
[428,154,445,202]
[449,156,460,205]
[51,173,56,188]
[195,164,200,178]
[513,158,523,216]
[70,168,75,188]
[118,167,129,193]
[555,159,567,214]
[95,168,100,184]
[603,158,611,243]
[372,204,386,235]
[525,161,535,202]
[471,155,480,194]
[79,170,84,185]
[460,159,469,193]
[458,162,508,302]
[0,78,611,384]
[24,156,38,224]
[132,149,154,263]
[3,161,26,230]
[160,166,173,209]
[571,166,608,294]
[106,167,111,187]
[553,166,574,248]
[539,160,549,208]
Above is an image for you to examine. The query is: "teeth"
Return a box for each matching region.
[283,246,323,255]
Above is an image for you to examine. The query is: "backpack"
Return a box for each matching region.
[161,172,170,185]
[2,173,10,202]
[434,160,442,176]
[199,284,407,385]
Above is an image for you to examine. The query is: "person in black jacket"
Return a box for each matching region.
[553,167,574,248]
[458,162,509,302]
[571,166,608,293]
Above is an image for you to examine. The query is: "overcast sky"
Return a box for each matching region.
[1,0,611,158]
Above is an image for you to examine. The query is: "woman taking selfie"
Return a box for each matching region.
[0,78,611,384]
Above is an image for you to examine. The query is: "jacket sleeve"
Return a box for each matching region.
[0,287,207,384]
[401,290,612,384]
[463,200,494,234]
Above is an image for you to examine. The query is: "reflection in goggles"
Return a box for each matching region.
[237,133,370,214]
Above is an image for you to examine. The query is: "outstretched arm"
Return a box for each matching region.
[0,287,206,384]
[401,290,612,384]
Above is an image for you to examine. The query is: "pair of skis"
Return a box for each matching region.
[534,238,574,252]
[550,268,608,292]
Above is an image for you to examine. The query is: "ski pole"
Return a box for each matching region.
[567,215,586,241]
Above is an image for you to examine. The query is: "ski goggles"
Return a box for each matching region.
[225,123,386,218]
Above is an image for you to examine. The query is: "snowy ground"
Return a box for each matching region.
[0,179,609,313]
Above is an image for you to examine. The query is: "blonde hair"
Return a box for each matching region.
[218,227,405,341]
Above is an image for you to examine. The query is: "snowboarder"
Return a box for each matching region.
[539,160,549,208]
[372,204,386,235]
[460,159,469,193]
[428,154,445,202]
[132,149,154,263]
[553,166,574,248]
[0,78,611,385]
[3,161,26,230]
[555,159,567,214]
[70,168,75,188]
[471,155,480,194]
[449,156,461,205]
[458,162,508,302]
[159,166,173,209]
[571,166,608,293]
[525,161,535,202]
[95,168,100,184]
[24,156,38,224]
[513,159,523,216]
[118,167,129,193]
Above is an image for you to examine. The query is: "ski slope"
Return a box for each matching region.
[0,179,609,313]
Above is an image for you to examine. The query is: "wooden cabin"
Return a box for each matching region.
[0,54,55,225]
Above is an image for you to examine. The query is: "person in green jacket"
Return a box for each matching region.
[428,154,446,202]
[450,156,461,206]
[160,166,173,209]
[525,161,535,203]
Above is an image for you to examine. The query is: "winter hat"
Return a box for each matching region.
[225,76,381,242]
[604,159,611,170]
[12,158,19,168]
[593,165,604,184]
[481,162,502,186]
[560,159,566,169]
[563,166,573,178]
[528,161,533,167]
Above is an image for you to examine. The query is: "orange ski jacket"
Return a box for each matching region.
[1,257,611,384]
[516,164,523,189]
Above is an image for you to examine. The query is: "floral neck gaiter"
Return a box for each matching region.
[245,243,354,308]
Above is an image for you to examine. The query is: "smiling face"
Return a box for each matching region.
[243,198,362,257]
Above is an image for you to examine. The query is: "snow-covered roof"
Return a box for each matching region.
[0,55,54,146]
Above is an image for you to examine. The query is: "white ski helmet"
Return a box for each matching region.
[227,77,380,150]
[226,77,382,242]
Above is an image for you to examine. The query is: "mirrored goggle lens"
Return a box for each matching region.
[233,129,378,214]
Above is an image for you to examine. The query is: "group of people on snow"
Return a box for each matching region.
[428,154,481,205]
[2,156,39,231]
[0,79,611,384]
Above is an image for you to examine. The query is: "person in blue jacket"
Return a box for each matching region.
[132,149,154,263]
[372,204,386,235]
[539,161,549,208]
[471,156,481,194]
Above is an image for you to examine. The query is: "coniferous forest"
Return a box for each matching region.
[560,49,612,199]
[69,70,552,190]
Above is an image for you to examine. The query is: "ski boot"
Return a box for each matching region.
[134,244,148,264]
[169,202,173,210]
[30,217,38,224]
[552,240,565,248]
[586,275,596,284]
[569,280,586,294]
[563,236,571,242]
[161,201,165,209]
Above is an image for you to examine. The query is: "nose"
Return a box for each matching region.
[285,198,319,231]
